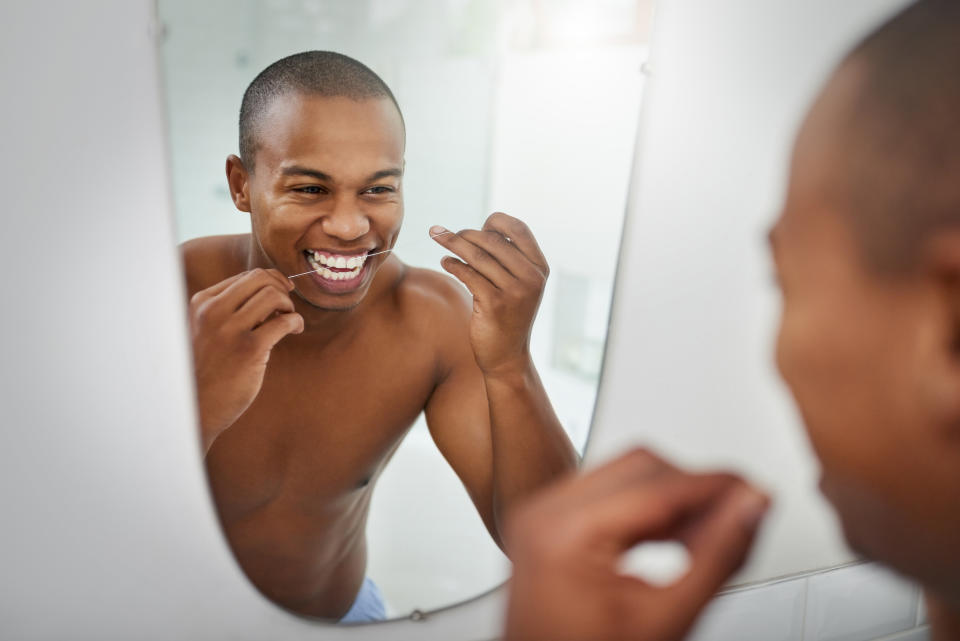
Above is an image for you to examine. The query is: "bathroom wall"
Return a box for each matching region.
[686,562,929,641]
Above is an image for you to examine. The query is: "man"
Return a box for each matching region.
[181,51,578,622]
[503,1,960,640]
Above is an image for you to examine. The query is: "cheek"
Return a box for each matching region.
[370,203,403,238]
[775,294,858,463]
[774,296,820,406]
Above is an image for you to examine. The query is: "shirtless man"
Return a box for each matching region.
[181,51,578,622]
[502,2,960,640]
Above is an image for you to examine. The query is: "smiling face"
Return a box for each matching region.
[228,93,405,311]
[771,64,960,596]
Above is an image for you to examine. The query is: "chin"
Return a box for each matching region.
[821,473,900,565]
[293,289,365,311]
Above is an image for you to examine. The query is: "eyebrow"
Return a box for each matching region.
[280,166,332,181]
[279,166,403,183]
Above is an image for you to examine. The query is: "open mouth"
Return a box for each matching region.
[303,249,370,283]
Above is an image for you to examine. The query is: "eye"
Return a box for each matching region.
[294,185,326,195]
[364,185,396,195]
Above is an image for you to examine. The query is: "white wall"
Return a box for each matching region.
[588,0,913,586]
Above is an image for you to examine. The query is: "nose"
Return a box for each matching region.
[321,194,370,241]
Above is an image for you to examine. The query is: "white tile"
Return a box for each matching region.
[803,563,919,641]
[873,627,931,641]
[916,594,927,626]
[686,578,807,641]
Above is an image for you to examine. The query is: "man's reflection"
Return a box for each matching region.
[181,51,578,622]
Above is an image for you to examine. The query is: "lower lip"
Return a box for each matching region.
[305,257,373,294]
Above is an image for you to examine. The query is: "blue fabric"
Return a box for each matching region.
[339,577,386,623]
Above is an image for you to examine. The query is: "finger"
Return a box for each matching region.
[459,229,545,283]
[233,284,296,330]
[191,271,246,305]
[431,226,512,289]
[252,312,305,351]
[440,256,495,301]
[541,448,678,512]
[577,471,747,552]
[482,213,548,274]
[660,485,769,617]
[217,269,293,314]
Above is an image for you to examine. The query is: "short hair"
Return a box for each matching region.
[238,51,403,169]
[828,0,960,272]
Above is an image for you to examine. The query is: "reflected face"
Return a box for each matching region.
[770,70,956,576]
[239,93,405,310]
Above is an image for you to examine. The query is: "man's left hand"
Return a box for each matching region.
[431,212,549,376]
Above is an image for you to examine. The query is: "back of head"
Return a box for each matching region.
[238,51,402,169]
[776,0,960,615]
[830,0,960,271]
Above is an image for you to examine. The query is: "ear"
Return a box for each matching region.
[919,230,960,432]
[225,154,251,213]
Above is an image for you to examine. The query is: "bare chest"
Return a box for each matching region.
[204,332,440,521]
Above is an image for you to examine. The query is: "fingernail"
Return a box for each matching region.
[734,488,769,531]
[430,225,447,237]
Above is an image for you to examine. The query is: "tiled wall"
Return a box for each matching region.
[686,562,930,641]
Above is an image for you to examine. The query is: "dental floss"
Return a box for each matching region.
[286,230,453,280]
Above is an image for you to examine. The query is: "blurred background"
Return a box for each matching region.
[159,0,654,618]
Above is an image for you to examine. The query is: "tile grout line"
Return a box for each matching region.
[798,576,809,641]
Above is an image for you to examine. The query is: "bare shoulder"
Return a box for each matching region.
[179,234,249,297]
[391,264,475,378]
[395,265,473,330]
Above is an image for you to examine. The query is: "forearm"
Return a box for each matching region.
[483,355,579,541]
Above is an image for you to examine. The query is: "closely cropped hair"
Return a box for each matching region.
[238,51,403,169]
[835,0,960,271]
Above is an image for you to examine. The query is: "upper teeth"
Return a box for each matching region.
[306,250,368,281]
[308,250,367,269]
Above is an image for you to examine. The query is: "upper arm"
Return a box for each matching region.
[417,273,500,545]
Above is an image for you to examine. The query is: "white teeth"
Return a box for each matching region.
[307,250,368,281]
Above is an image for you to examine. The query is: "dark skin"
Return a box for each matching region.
[503,449,769,641]
[772,60,960,640]
[503,58,960,641]
[182,93,578,619]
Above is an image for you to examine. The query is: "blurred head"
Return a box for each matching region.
[226,51,406,311]
[773,0,960,603]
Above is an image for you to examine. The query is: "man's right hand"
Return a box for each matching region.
[188,268,304,452]
[503,448,770,641]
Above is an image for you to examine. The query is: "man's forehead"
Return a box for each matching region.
[781,63,869,236]
[798,60,867,161]
[253,93,404,173]
[256,92,401,144]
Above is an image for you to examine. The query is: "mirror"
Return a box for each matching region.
[158,0,655,623]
